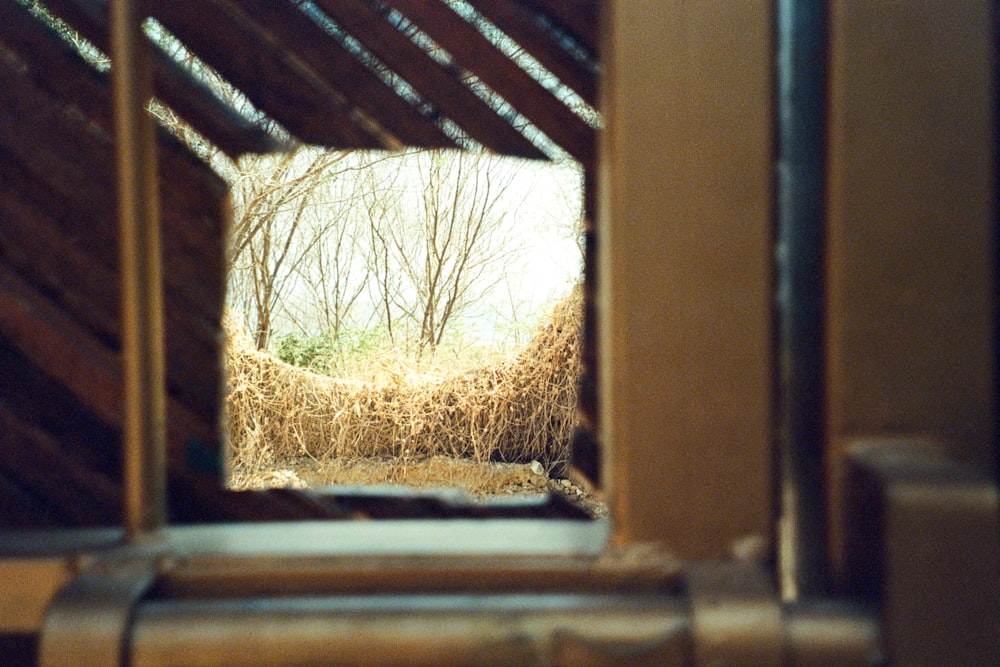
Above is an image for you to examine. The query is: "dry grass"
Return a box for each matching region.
[224,288,582,484]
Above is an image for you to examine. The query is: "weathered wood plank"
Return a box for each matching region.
[150,0,383,149]
[0,337,120,475]
[466,0,598,105]
[0,59,225,323]
[310,0,546,158]
[0,402,122,526]
[0,188,119,348]
[231,0,455,151]
[4,0,281,158]
[0,262,218,461]
[0,16,231,241]
[528,0,600,56]
[0,151,224,423]
[382,0,595,165]
[4,195,225,423]
[0,39,227,422]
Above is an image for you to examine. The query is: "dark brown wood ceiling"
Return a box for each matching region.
[45,0,599,163]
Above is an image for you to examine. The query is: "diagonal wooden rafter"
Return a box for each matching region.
[36,0,283,157]
[0,20,229,422]
[308,0,547,159]
[465,0,598,105]
[218,0,457,151]
[0,402,122,526]
[150,0,383,148]
[529,0,600,56]
[0,261,216,459]
[380,0,596,166]
[27,0,600,161]
[0,57,225,326]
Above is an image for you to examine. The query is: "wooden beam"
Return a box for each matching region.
[151,0,381,149]
[32,0,283,157]
[229,0,455,151]
[528,0,600,56]
[600,1,775,557]
[466,0,598,105]
[383,0,595,165]
[310,0,547,159]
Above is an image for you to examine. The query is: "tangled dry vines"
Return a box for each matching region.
[225,289,582,480]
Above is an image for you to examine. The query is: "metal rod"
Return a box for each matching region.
[110,0,167,536]
[775,0,829,599]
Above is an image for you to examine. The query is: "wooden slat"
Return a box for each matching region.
[0,186,119,343]
[150,0,383,149]
[14,0,283,158]
[0,336,120,475]
[168,469,348,523]
[0,261,217,463]
[0,184,224,421]
[0,54,226,324]
[382,0,595,165]
[0,471,63,529]
[227,0,454,151]
[0,154,224,426]
[0,78,225,418]
[310,0,547,159]
[0,401,122,526]
[466,0,598,105]
[0,6,231,238]
[528,0,600,56]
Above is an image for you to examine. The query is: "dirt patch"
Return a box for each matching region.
[229,455,607,518]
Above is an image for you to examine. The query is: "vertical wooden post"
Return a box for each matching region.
[599,1,775,557]
[825,0,996,580]
[110,0,167,536]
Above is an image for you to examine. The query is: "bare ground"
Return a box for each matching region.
[229,455,607,518]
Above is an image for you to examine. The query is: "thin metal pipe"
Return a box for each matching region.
[110,0,167,536]
[775,0,829,599]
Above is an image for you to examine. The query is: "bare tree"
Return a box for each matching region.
[362,163,406,344]
[361,149,523,354]
[228,149,351,349]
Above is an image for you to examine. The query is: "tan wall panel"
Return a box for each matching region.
[826,0,996,574]
[600,1,775,557]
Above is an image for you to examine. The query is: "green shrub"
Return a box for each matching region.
[275,331,336,372]
[275,327,394,375]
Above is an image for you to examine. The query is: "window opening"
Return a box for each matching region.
[9,0,603,524]
[221,146,599,516]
